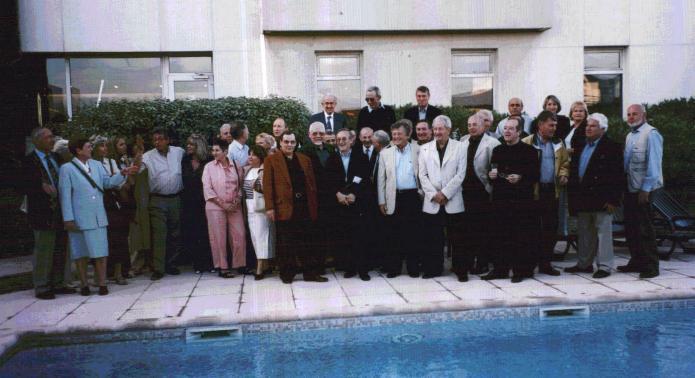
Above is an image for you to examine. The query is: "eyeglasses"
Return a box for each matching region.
[365,97,377,102]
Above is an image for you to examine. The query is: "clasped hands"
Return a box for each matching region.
[214,197,240,212]
[488,168,522,184]
[336,192,356,206]
[431,191,448,205]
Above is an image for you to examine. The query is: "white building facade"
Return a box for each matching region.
[19,0,695,121]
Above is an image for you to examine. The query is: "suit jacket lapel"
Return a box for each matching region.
[441,140,454,167]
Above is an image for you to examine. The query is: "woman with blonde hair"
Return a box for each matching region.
[255,132,276,154]
[565,101,589,155]
[182,133,214,274]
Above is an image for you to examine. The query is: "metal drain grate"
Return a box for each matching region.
[186,326,242,343]
[540,305,590,320]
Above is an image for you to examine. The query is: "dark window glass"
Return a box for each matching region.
[584,74,622,118]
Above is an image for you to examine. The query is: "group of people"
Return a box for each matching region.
[19,85,664,300]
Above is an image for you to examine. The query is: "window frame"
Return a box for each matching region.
[450,50,496,109]
[583,48,625,116]
[51,54,213,120]
[315,52,362,113]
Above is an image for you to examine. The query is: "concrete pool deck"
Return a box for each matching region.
[1,244,695,356]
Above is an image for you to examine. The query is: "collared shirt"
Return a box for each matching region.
[202,158,242,209]
[34,149,59,187]
[142,146,185,195]
[625,123,664,192]
[324,112,334,133]
[363,145,373,160]
[340,150,351,175]
[368,103,385,113]
[228,140,249,166]
[395,143,417,190]
[579,137,601,180]
[418,106,428,121]
[538,136,555,184]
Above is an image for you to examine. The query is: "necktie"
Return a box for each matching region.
[326,115,333,132]
[45,155,59,188]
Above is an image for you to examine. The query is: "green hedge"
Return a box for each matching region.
[57,96,312,146]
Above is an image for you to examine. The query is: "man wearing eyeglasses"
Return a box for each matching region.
[356,86,396,134]
[309,94,347,134]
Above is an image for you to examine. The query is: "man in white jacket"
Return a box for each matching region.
[377,119,423,278]
[418,115,466,278]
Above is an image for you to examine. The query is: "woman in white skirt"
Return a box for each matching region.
[59,137,137,296]
[243,145,273,280]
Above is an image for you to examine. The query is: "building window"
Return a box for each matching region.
[583,49,623,117]
[316,53,361,112]
[69,58,162,113]
[451,51,494,109]
[46,58,68,123]
[46,55,213,119]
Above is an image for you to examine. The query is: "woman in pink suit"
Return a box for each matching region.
[202,138,246,278]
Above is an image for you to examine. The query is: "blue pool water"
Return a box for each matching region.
[2,307,694,377]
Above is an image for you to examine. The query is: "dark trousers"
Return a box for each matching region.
[149,195,183,273]
[623,191,660,273]
[107,208,133,276]
[336,207,369,275]
[457,190,492,273]
[537,186,559,265]
[384,190,423,275]
[491,200,536,276]
[422,209,455,276]
[359,198,383,270]
[182,206,213,271]
[32,229,67,295]
[275,200,320,279]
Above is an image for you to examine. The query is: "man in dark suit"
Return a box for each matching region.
[299,122,336,271]
[565,113,624,279]
[404,86,442,139]
[356,86,396,134]
[18,128,76,299]
[309,94,347,134]
[263,131,327,284]
[326,129,371,280]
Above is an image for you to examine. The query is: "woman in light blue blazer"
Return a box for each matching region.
[59,137,136,296]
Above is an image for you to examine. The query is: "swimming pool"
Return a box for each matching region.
[2,303,694,377]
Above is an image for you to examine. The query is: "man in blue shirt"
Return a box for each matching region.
[565,113,624,279]
[522,111,570,277]
[618,104,663,278]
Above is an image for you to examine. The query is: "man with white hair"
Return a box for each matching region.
[495,98,533,137]
[617,104,663,279]
[299,122,336,271]
[456,114,501,280]
[357,86,396,134]
[476,109,496,137]
[219,123,233,143]
[309,94,347,134]
[418,115,465,278]
[565,113,624,278]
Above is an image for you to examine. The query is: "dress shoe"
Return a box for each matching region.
[639,270,659,279]
[280,276,293,284]
[564,265,594,274]
[344,271,357,279]
[481,271,508,281]
[80,286,91,296]
[53,286,77,295]
[165,266,181,275]
[511,275,524,283]
[408,272,420,278]
[150,271,164,281]
[457,273,469,282]
[422,273,439,279]
[538,264,561,276]
[592,270,611,279]
[304,275,328,283]
[98,286,109,296]
[386,272,400,278]
[359,273,371,281]
[617,264,641,273]
[254,273,265,281]
[36,291,55,300]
